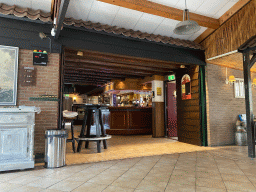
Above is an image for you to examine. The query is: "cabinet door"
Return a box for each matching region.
[0,128,28,161]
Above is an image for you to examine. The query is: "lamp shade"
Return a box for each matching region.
[173,9,201,35]
[229,75,236,82]
[174,20,201,35]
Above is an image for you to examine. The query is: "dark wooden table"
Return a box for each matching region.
[76,104,111,153]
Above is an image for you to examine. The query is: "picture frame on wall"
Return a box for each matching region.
[0,45,19,105]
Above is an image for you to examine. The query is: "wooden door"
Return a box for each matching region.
[167,82,177,137]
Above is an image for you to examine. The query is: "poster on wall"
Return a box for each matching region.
[181,74,191,100]
[0,45,19,105]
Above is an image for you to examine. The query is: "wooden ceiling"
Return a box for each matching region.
[64,48,180,86]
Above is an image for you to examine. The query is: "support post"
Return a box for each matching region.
[243,51,255,158]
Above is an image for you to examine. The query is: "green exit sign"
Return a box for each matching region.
[64,94,70,97]
[168,75,175,81]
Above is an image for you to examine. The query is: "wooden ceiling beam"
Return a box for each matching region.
[64,65,151,76]
[64,74,112,81]
[64,59,168,73]
[97,0,219,29]
[64,70,132,79]
[65,50,178,69]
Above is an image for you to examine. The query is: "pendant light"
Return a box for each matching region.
[173,0,201,35]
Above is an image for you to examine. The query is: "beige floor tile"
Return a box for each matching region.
[196,166,220,174]
[172,169,196,177]
[25,169,56,177]
[165,183,195,192]
[196,186,227,192]
[218,167,245,175]
[136,179,168,191]
[48,180,84,191]
[11,185,43,192]
[0,183,23,192]
[169,175,196,186]
[87,175,119,185]
[41,189,65,192]
[0,171,29,182]
[27,177,62,188]
[221,173,250,182]
[196,178,226,189]
[65,172,97,182]
[224,181,256,191]
[99,169,127,177]
[111,176,143,188]
[8,175,41,185]
[196,171,222,180]
[72,182,108,192]
[102,185,135,192]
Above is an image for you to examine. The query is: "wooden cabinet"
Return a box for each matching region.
[0,107,40,172]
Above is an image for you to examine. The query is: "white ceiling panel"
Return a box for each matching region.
[133,13,165,34]
[87,1,120,25]
[0,0,52,12]
[195,0,231,18]
[112,7,143,29]
[153,18,180,37]
[148,0,180,7]
[175,0,205,12]
[214,0,237,18]
[66,0,94,20]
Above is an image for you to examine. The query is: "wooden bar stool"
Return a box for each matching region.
[77,105,111,153]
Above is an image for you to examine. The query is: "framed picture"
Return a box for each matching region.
[0,45,19,105]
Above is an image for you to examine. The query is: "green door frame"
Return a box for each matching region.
[199,65,208,146]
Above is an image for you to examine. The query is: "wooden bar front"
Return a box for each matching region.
[107,107,152,135]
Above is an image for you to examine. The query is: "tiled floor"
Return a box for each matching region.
[65,128,215,165]
[2,130,256,192]
[2,146,256,192]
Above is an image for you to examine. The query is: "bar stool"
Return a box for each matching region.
[63,111,78,153]
[77,105,111,153]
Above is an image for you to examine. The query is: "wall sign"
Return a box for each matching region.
[33,50,48,66]
[20,67,36,86]
[181,74,191,100]
[157,87,162,96]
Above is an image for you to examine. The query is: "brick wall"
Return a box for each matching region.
[17,49,60,154]
[206,63,256,146]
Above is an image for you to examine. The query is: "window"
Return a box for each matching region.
[234,78,245,98]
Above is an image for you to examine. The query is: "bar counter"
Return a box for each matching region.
[106,106,152,135]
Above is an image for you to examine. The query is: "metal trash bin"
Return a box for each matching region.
[45,129,68,168]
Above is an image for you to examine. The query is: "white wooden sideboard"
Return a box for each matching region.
[0,106,40,172]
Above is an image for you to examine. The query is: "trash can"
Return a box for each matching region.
[45,129,68,168]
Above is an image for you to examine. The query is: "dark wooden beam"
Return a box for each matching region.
[64,63,157,76]
[243,51,255,158]
[54,0,70,39]
[64,74,112,81]
[64,58,168,74]
[64,70,130,79]
[65,50,179,69]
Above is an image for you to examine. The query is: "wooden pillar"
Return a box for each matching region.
[243,51,255,158]
[152,76,165,137]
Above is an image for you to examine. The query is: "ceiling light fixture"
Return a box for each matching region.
[77,51,83,56]
[173,0,201,35]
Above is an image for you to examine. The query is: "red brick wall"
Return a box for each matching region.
[17,49,60,154]
[206,63,256,146]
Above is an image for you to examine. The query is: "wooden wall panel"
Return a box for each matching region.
[201,0,256,59]
[176,66,201,146]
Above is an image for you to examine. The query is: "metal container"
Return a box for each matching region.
[235,131,247,146]
[45,129,68,168]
